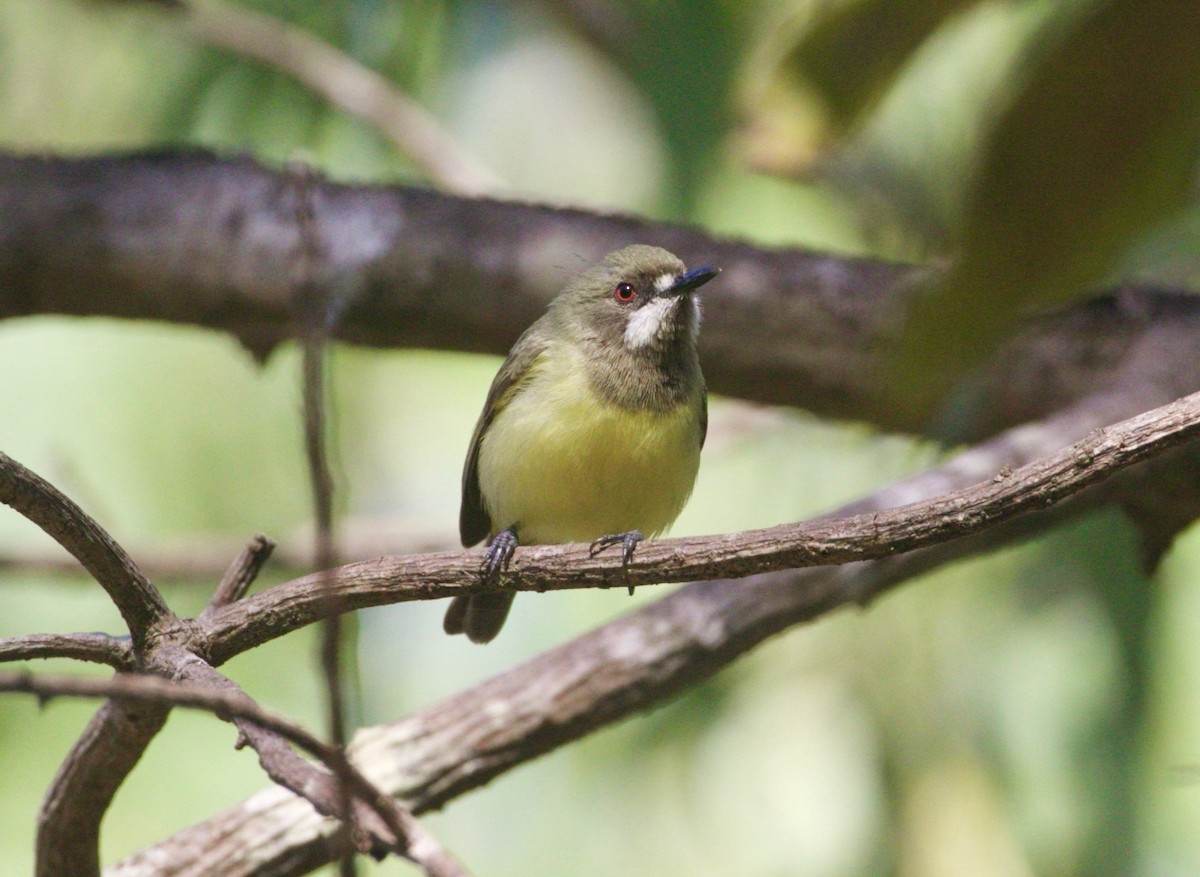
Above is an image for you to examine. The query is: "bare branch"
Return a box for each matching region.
[288,156,358,875]
[205,534,276,612]
[0,451,169,875]
[0,452,171,647]
[198,387,1200,663]
[8,153,1200,448]
[163,651,471,877]
[0,633,133,669]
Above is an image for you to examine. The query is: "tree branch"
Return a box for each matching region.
[0,443,176,877]
[0,452,171,648]
[0,151,930,423]
[0,520,453,584]
[195,386,1200,663]
[288,154,359,875]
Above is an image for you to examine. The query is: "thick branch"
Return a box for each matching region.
[0,451,171,646]
[5,153,1200,441]
[0,151,928,425]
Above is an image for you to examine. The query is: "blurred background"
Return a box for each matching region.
[2,1,1200,874]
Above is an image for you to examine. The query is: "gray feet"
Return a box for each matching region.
[589,529,644,595]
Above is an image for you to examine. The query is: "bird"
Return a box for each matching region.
[443,244,719,643]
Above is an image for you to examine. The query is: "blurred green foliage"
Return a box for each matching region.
[2,1,1200,875]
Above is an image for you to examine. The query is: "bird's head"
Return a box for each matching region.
[556,244,719,355]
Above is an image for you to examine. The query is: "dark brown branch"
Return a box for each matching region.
[0,449,173,877]
[0,452,171,647]
[8,152,1200,445]
[0,633,133,669]
[0,151,929,425]
[9,152,1200,444]
[196,386,1200,664]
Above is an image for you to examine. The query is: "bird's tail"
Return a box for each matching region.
[443,592,515,644]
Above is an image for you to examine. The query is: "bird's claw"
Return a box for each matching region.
[588,529,644,595]
[480,527,518,583]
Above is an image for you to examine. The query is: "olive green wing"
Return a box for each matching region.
[459,332,549,547]
[699,385,708,450]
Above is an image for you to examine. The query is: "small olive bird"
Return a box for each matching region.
[444,244,719,643]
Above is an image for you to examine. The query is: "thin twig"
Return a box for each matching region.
[289,157,359,876]
[0,521,454,583]
[206,534,276,611]
[142,0,502,195]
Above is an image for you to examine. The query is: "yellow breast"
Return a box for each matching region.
[476,345,702,545]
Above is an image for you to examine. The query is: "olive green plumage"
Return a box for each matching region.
[445,245,718,643]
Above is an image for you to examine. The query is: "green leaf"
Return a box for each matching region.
[784,0,978,128]
[893,0,1200,420]
[739,0,977,179]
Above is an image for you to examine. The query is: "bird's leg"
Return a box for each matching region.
[480,526,519,583]
[588,529,644,595]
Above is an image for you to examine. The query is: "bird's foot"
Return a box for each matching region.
[589,529,643,595]
[480,527,518,583]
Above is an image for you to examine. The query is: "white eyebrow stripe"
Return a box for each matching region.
[624,296,676,348]
[654,273,676,293]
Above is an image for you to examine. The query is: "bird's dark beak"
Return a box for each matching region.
[665,265,720,297]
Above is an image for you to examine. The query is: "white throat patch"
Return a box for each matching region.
[624,296,679,349]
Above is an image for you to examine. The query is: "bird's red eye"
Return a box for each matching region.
[614,282,637,303]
